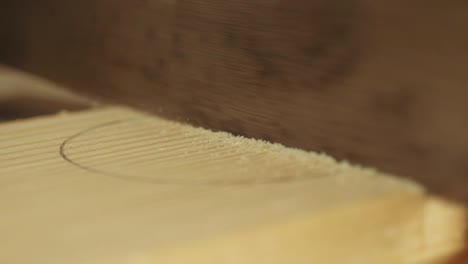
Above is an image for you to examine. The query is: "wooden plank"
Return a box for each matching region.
[0,106,465,264]
[3,1,468,202]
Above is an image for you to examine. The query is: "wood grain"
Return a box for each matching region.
[0,106,466,264]
[1,1,467,202]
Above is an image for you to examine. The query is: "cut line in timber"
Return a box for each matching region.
[59,120,331,185]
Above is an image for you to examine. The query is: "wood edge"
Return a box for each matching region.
[136,192,436,263]
[409,197,467,264]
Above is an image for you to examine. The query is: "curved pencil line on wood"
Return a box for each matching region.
[59,120,329,185]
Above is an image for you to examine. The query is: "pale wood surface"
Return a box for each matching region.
[0,106,465,264]
[2,1,468,202]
